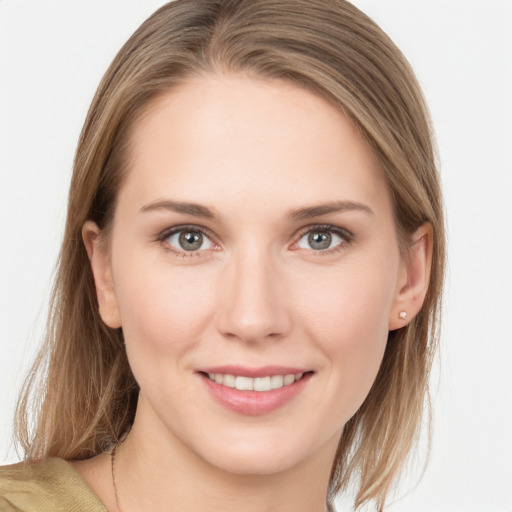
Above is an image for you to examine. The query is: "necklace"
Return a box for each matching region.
[111,445,122,512]
[110,444,330,512]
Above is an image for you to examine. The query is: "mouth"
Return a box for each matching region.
[197,367,314,415]
[202,372,307,391]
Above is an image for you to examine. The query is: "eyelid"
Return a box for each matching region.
[295,223,353,239]
[291,224,354,252]
[158,224,218,241]
[157,224,220,257]
[156,223,353,257]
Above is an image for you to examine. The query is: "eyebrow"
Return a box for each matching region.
[139,199,374,221]
[288,201,374,220]
[140,200,216,218]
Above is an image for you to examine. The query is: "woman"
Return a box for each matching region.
[0,1,445,511]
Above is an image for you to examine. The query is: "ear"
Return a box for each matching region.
[82,221,122,329]
[388,223,433,330]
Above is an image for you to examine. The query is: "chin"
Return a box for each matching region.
[203,444,305,476]
[189,425,336,478]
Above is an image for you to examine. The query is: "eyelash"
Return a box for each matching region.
[157,225,219,258]
[157,224,354,258]
[294,224,353,255]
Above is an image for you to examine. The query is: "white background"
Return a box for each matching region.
[0,1,511,511]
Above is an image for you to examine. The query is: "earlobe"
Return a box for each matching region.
[82,221,122,329]
[389,223,433,331]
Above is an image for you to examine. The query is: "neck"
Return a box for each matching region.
[115,395,338,512]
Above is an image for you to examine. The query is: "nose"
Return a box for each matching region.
[215,247,292,344]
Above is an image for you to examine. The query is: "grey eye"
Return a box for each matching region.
[167,230,213,251]
[297,229,344,251]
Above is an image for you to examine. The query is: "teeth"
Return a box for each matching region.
[283,374,295,386]
[235,376,253,391]
[223,374,236,388]
[207,372,304,391]
[254,376,271,391]
[270,375,284,389]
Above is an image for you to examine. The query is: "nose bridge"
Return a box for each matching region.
[216,242,291,343]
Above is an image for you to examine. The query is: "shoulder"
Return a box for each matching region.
[0,458,107,512]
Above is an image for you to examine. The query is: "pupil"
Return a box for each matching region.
[308,231,331,250]
[179,231,202,251]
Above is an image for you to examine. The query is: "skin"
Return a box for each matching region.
[76,73,432,512]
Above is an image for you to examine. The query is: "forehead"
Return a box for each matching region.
[119,73,391,220]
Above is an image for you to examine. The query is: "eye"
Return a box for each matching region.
[296,227,348,251]
[165,228,213,252]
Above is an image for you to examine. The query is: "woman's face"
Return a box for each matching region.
[89,74,408,475]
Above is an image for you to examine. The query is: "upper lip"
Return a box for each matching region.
[197,365,311,378]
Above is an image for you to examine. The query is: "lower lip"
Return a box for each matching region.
[200,373,312,416]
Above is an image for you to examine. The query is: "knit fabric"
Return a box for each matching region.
[0,458,107,512]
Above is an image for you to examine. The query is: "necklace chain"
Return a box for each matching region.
[111,445,122,512]
[110,443,330,512]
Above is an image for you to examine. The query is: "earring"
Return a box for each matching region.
[399,311,407,320]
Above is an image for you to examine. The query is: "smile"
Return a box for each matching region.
[199,367,313,415]
[206,372,304,391]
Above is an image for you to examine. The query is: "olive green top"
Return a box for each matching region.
[0,458,107,512]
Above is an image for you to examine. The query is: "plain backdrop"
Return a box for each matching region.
[1,1,511,511]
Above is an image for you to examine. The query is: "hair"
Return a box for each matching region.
[15,1,445,510]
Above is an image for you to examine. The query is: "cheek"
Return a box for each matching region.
[297,258,396,339]
[295,260,397,409]
[112,254,217,358]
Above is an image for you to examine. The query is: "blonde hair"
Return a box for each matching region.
[15,1,445,509]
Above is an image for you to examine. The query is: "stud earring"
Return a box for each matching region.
[399,311,407,320]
